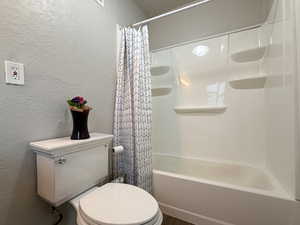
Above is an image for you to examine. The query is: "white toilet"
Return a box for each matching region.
[30,133,163,225]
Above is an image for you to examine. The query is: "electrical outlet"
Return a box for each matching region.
[95,0,104,7]
[5,60,24,85]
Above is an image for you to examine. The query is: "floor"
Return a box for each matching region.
[162,215,194,225]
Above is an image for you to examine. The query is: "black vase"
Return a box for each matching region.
[70,110,90,140]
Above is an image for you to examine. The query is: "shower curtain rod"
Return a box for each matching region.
[131,0,213,27]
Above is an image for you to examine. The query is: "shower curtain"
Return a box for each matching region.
[113,25,152,192]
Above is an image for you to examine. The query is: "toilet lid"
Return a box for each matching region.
[79,183,159,225]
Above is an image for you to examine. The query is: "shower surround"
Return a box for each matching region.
[150,0,299,224]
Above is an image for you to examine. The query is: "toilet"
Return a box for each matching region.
[30,133,163,225]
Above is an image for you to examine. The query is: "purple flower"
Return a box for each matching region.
[72,96,82,103]
[68,96,89,111]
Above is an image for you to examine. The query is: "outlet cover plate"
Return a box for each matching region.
[5,60,24,85]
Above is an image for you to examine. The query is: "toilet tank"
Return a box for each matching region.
[30,133,113,206]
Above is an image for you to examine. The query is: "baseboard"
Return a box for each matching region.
[159,202,235,225]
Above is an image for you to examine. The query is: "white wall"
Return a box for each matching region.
[295,0,300,201]
[152,27,267,167]
[261,0,297,197]
[149,0,273,50]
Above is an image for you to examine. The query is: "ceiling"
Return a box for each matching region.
[133,0,198,17]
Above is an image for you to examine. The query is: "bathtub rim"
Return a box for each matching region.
[153,153,277,174]
[152,169,293,201]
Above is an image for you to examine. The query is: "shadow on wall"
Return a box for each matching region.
[149,0,276,50]
[261,0,276,22]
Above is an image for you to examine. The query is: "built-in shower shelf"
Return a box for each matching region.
[229,75,267,89]
[151,86,172,96]
[151,66,170,76]
[174,105,227,114]
[231,47,266,63]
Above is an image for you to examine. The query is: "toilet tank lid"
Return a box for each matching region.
[30,133,113,158]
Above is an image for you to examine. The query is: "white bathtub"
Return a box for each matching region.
[153,154,296,225]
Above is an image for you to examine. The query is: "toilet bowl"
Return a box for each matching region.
[70,183,163,225]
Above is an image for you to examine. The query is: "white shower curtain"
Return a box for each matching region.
[113,25,152,192]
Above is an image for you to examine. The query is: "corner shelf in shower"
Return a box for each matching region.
[151,85,172,97]
[229,75,267,89]
[174,105,227,114]
[151,66,170,76]
[231,47,266,63]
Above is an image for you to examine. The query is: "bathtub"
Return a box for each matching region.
[152,154,296,225]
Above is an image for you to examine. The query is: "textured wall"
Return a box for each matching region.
[0,1,144,225]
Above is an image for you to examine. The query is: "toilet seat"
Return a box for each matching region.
[71,183,162,225]
[78,208,163,225]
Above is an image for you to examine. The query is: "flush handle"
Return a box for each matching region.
[56,158,67,165]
